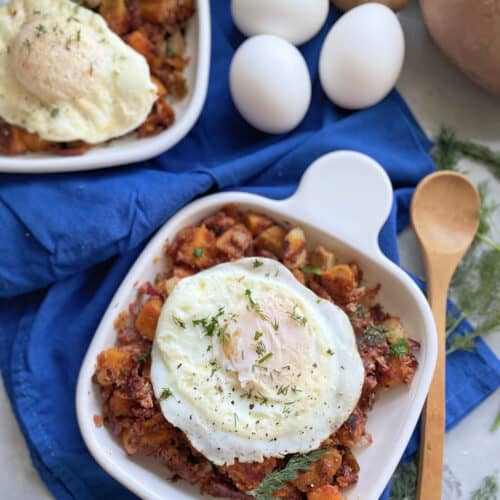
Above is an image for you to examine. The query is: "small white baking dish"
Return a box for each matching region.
[76,151,437,500]
[0,0,210,174]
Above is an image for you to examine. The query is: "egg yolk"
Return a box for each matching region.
[221,296,314,401]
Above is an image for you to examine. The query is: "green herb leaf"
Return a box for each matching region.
[193,307,224,337]
[50,108,60,118]
[364,324,388,344]
[253,259,263,268]
[254,331,263,340]
[250,449,326,500]
[326,348,334,356]
[245,289,267,319]
[159,387,173,400]
[172,315,185,329]
[135,350,150,363]
[192,247,204,258]
[492,409,500,433]
[389,338,409,357]
[301,266,323,275]
[471,473,499,500]
[258,352,273,364]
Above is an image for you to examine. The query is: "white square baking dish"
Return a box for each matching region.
[0,0,210,174]
[76,151,437,500]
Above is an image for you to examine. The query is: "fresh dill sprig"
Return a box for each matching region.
[250,449,326,500]
[446,247,500,354]
[471,473,499,500]
[433,127,500,179]
[389,456,418,500]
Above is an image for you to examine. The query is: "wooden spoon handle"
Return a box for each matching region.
[417,271,449,500]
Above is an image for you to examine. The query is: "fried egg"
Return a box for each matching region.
[151,258,364,465]
[0,0,157,143]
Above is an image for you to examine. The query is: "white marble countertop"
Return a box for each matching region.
[1,2,499,499]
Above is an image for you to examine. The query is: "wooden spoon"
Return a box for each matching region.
[411,171,480,500]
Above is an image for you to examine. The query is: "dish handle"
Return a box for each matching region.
[276,151,393,257]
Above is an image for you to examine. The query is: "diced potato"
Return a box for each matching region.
[381,317,407,345]
[109,391,134,417]
[294,448,342,492]
[151,76,167,97]
[224,457,279,492]
[175,225,217,269]
[243,212,273,236]
[125,30,155,64]
[282,227,307,269]
[222,203,241,220]
[254,225,286,257]
[310,245,336,270]
[99,0,131,36]
[164,276,180,295]
[349,263,361,285]
[307,485,342,500]
[0,124,28,155]
[215,223,253,259]
[138,0,176,23]
[135,296,163,341]
[202,212,236,236]
[95,348,135,386]
[320,264,356,303]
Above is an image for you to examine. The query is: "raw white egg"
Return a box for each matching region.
[319,3,405,109]
[231,0,330,46]
[151,258,364,465]
[230,35,311,134]
[0,0,157,143]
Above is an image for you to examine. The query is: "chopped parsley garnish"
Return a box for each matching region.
[159,387,173,400]
[389,338,410,357]
[253,259,264,268]
[301,266,323,276]
[364,324,388,344]
[206,345,213,352]
[35,24,46,35]
[289,304,307,325]
[327,348,334,356]
[255,341,266,356]
[277,385,289,396]
[245,289,267,319]
[192,246,204,258]
[271,318,279,331]
[135,350,150,363]
[193,307,224,337]
[258,352,273,364]
[50,108,59,119]
[172,315,186,329]
[254,331,263,340]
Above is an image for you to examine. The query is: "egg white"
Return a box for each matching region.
[151,258,364,465]
[0,0,157,143]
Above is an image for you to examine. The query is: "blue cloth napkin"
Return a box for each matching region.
[0,2,498,499]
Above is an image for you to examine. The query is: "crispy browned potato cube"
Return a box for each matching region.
[254,225,286,257]
[95,348,135,387]
[291,268,305,285]
[135,296,163,341]
[382,317,407,345]
[310,245,336,270]
[320,264,355,304]
[172,265,195,279]
[99,0,131,35]
[175,225,218,269]
[109,391,135,417]
[307,485,342,500]
[138,0,176,23]
[222,203,241,220]
[215,223,253,259]
[293,448,342,492]
[283,227,307,269]
[243,212,273,236]
[0,124,28,155]
[125,30,155,64]
[224,457,279,492]
[202,212,236,236]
